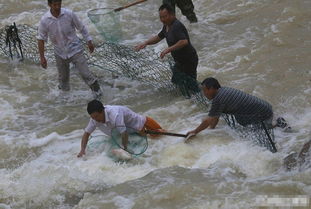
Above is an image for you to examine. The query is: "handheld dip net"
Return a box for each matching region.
[87,0,148,43]
[88,8,122,43]
[0,23,276,153]
[111,126,148,155]
[87,127,148,157]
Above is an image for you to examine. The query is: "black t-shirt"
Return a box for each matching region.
[158,19,197,64]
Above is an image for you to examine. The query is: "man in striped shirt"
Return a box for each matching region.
[187,77,278,137]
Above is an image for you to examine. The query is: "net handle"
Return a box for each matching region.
[145,130,187,138]
[114,0,147,12]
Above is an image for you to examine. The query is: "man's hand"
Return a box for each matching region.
[186,130,197,136]
[40,56,47,69]
[160,48,170,59]
[77,150,85,158]
[134,43,147,51]
[88,41,95,53]
[185,131,196,143]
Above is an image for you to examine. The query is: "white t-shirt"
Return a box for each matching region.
[84,105,146,136]
[37,8,92,59]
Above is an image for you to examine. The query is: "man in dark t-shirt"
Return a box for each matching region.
[187,77,288,138]
[135,4,199,96]
[157,17,198,78]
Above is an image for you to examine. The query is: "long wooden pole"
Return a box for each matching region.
[145,130,187,138]
[114,0,147,12]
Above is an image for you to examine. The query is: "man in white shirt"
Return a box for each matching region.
[77,100,164,157]
[37,0,101,97]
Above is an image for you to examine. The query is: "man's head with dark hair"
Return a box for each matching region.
[48,0,62,17]
[87,99,104,115]
[201,77,221,100]
[158,4,176,26]
[159,4,175,14]
[87,100,106,123]
[48,0,61,4]
[201,77,221,89]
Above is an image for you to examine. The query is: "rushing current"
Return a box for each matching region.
[0,0,310,208]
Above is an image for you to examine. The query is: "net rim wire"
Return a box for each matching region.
[110,126,148,156]
[87,8,117,17]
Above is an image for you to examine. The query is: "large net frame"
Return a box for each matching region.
[0,23,276,152]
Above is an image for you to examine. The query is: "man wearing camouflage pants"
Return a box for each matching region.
[163,0,197,23]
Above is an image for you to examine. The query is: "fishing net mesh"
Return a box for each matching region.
[0,23,276,152]
[111,127,148,155]
[223,114,276,152]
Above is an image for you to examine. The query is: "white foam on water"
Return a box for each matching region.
[112,195,135,209]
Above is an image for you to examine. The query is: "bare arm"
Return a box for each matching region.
[187,116,220,136]
[71,12,94,53]
[37,40,47,68]
[87,40,95,53]
[77,132,91,157]
[121,132,129,150]
[135,35,162,51]
[160,39,188,58]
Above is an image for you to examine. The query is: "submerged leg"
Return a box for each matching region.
[55,55,70,91]
[71,52,102,98]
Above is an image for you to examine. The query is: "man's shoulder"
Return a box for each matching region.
[172,19,185,28]
[217,87,233,95]
[213,87,237,101]
[105,105,126,113]
[88,117,96,125]
[218,87,266,103]
[105,105,121,109]
[60,8,75,18]
[219,87,244,94]
[61,8,73,14]
[40,10,52,21]
[40,8,73,21]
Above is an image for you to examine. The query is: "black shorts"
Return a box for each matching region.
[170,62,200,94]
[172,56,198,79]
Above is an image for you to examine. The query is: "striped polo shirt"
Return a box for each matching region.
[208,87,273,125]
